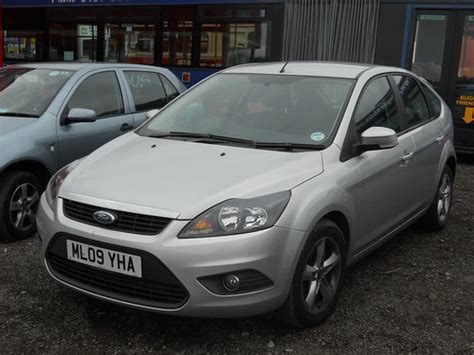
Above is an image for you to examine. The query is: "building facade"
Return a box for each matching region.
[2,0,474,151]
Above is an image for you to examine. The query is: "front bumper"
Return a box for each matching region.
[37,195,307,317]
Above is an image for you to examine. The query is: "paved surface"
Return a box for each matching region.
[1,158,473,354]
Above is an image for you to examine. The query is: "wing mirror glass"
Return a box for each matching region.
[358,127,398,152]
[67,108,97,123]
[145,109,160,120]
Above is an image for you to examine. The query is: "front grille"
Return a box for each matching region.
[63,199,171,235]
[47,234,189,309]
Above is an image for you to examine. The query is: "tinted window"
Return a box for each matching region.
[355,77,401,134]
[66,71,124,119]
[393,75,430,127]
[124,71,168,112]
[420,82,442,118]
[160,74,179,101]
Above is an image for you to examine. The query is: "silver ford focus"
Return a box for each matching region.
[37,62,456,327]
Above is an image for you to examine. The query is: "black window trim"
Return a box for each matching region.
[60,69,127,124]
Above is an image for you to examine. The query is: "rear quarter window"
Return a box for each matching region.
[393,75,431,128]
[420,82,442,118]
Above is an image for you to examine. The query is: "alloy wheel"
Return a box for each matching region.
[302,237,342,312]
[437,172,452,223]
[9,183,40,232]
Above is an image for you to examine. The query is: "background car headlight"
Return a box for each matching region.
[45,159,83,211]
[179,190,291,238]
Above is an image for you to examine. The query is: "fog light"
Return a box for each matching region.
[222,274,240,292]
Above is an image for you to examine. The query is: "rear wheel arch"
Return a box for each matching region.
[446,155,456,178]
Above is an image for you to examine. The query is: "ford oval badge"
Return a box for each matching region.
[93,211,117,225]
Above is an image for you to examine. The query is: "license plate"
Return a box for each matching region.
[66,240,142,278]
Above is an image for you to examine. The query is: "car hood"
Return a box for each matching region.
[60,133,324,219]
[0,116,37,136]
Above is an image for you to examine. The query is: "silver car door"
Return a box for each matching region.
[57,69,135,166]
[392,75,444,208]
[350,76,418,251]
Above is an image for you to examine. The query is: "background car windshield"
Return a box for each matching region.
[0,68,74,117]
[142,73,353,145]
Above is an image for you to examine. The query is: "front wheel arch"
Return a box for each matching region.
[2,160,52,187]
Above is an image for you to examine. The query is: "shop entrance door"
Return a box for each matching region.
[410,10,474,152]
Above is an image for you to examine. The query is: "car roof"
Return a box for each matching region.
[5,62,167,72]
[221,61,404,79]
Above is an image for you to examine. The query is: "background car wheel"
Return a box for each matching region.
[418,166,454,232]
[0,171,43,242]
[275,219,347,328]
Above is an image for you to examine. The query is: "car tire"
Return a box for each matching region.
[275,219,346,328]
[418,166,454,232]
[0,171,43,242]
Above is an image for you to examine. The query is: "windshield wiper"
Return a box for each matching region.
[149,131,256,145]
[253,142,326,151]
[148,131,325,151]
[0,112,40,118]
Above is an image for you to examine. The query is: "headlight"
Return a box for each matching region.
[45,159,83,211]
[179,191,291,238]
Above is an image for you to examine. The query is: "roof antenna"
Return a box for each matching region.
[280,61,289,73]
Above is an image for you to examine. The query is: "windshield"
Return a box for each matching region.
[140,73,354,146]
[0,68,74,118]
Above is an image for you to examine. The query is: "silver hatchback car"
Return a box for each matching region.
[37,62,456,327]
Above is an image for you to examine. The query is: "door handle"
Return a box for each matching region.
[402,151,414,162]
[120,123,134,132]
[436,135,444,143]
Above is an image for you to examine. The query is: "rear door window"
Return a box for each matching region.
[124,71,168,112]
[65,71,124,119]
[354,76,402,134]
[393,75,431,128]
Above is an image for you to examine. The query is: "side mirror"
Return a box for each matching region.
[145,109,160,120]
[66,108,97,123]
[358,127,398,152]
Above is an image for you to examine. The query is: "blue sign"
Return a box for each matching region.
[3,0,282,6]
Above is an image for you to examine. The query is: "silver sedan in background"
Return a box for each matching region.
[0,63,185,241]
[37,62,455,328]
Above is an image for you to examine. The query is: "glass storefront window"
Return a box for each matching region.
[411,14,448,89]
[3,31,40,60]
[200,22,269,68]
[49,24,97,62]
[163,8,193,66]
[104,24,154,64]
[454,15,474,128]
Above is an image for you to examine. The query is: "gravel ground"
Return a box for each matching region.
[1,158,473,354]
